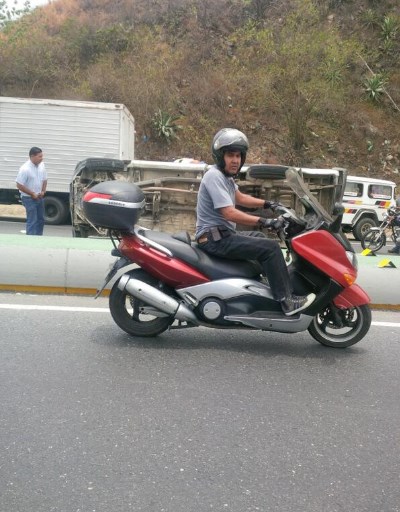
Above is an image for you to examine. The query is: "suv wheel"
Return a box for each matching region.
[353,217,377,240]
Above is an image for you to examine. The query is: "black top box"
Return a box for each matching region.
[83,181,145,231]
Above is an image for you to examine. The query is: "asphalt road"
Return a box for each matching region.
[0,218,72,237]
[1,293,400,512]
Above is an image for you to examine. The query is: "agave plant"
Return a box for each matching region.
[380,37,395,54]
[361,9,379,29]
[363,74,387,102]
[380,15,399,41]
[152,109,182,144]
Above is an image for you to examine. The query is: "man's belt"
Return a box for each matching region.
[197,227,232,244]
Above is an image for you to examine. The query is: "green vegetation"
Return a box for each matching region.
[380,15,399,42]
[152,110,182,144]
[364,74,387,103]
[0,0,399,181]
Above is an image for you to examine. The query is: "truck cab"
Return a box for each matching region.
[341,176,397,240]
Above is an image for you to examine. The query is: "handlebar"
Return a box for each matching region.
[270,206,308,239]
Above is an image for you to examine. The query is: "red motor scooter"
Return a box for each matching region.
[84,167,371,348]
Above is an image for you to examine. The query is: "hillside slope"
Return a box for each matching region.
[0,0,399,183]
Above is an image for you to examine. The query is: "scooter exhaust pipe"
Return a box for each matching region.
[118,275,199,324]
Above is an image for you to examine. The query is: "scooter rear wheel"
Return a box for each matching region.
[109,272,175,337]
[308,304,371,348]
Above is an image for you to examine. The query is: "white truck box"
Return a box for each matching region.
[0,97,135,224]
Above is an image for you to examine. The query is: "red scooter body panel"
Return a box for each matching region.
[119,236,210,287]
[292,231,357,286]
[333,284,370,308]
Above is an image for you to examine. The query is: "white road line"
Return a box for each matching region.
[371,321,400,327]
[0,304,109,313]
[0,304,400,326]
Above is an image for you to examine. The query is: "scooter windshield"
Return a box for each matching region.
[285,167,333,225]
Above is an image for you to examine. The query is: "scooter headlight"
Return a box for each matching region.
[346,250,358,271]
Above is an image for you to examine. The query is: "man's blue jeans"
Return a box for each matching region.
[197,230,292,301]
[21,196,45,235]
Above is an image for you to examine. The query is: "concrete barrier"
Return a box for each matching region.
[354,258,400,309]
[0,235,115,295]
[1,234,399,308]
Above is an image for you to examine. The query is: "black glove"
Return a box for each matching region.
[258,217,284,230]
[264,200,282,211]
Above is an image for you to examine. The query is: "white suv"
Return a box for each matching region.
[341,176,397,240]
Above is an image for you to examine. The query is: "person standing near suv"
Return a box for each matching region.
[388,200,400,254]
[16,147,47,235]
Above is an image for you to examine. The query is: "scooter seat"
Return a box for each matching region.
[141,230,263,280]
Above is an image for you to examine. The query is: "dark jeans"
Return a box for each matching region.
[21,196,45,235]
[390,242,400,253]
[198,230,292,301]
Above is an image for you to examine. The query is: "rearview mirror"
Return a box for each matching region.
[333,203,345,216]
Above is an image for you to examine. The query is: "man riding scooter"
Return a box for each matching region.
[195,128,316,316]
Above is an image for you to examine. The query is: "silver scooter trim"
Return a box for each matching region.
[119,275,313,333]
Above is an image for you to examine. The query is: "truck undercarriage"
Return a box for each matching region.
[70,158,346,238]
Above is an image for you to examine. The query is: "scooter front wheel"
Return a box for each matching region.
[109,275,174,337]
[308,304,371,348]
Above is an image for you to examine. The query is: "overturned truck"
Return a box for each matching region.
[70,158,346,238]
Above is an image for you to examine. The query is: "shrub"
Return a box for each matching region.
[380,15,398,41]
[152,109,182,144]
[363,74,387,102]
[361,9,379,29]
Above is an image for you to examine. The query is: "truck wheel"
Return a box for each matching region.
[353,217,377,241]
[44,196,69,225]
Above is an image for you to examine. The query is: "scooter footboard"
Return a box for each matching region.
[333,284,370,308]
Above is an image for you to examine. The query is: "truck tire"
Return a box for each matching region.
[353,217,377,241]
[44,196,69,225]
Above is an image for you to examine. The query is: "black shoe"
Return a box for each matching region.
[281,293,316,316]
[388,247,400,254]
